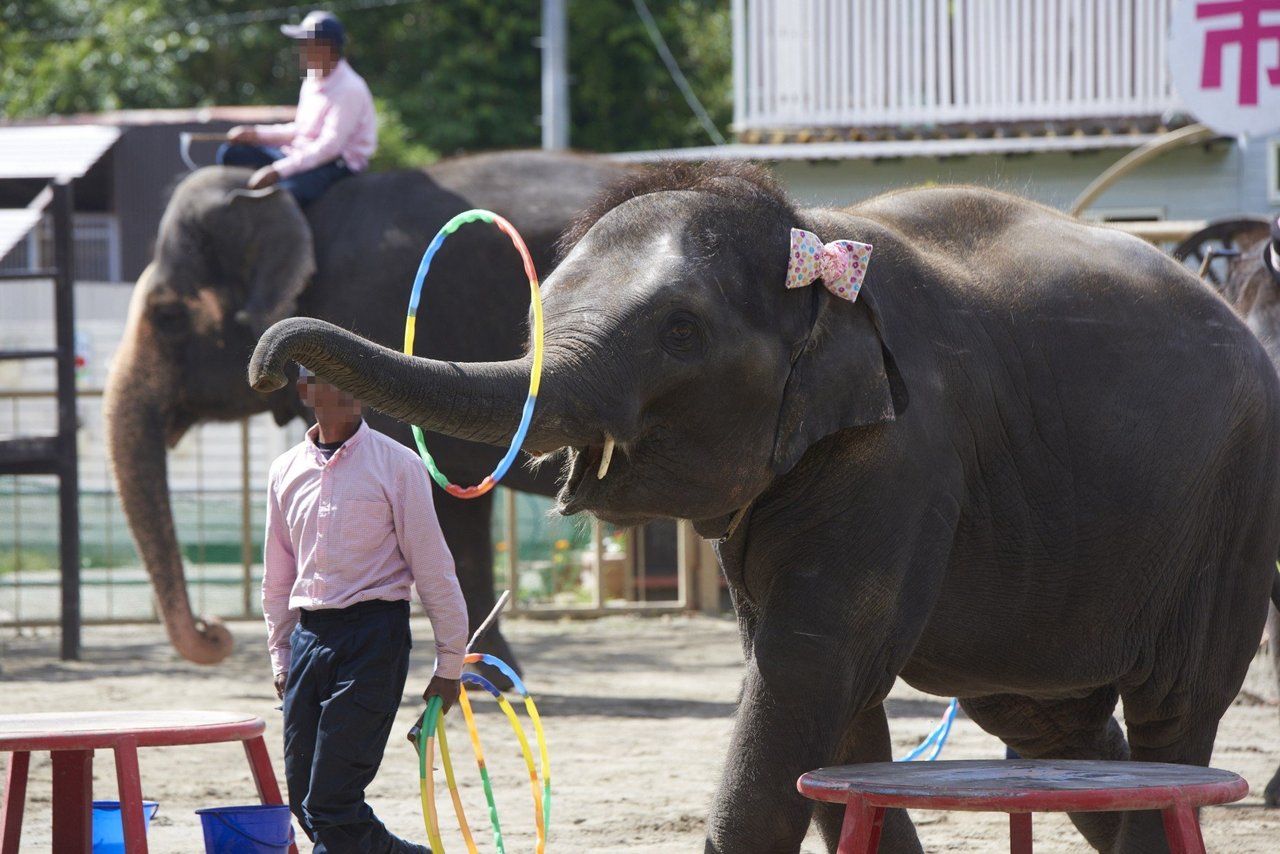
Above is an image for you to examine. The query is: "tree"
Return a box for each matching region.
[0,0,732,161]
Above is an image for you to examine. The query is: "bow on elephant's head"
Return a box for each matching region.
[250,162,905,532]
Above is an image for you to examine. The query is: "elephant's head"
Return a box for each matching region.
[104,166,314,664]
[1220,219,1280,367]
[249,162,900,533]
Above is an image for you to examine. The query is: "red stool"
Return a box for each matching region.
[0,710,298,854]
[797,759,1248,854]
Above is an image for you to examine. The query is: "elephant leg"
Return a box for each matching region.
[1266,603,1280,808]
[705,655,845,853]
[960,688,1128,852]
[705,595,913,853]
[810,703,923,854]
[1114,704,1222,854]
[431,490,521,689]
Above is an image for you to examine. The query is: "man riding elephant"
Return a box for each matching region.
[219,9,375,206]
[251,162,1280,853]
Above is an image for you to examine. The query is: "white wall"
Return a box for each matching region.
[771,135,1277,225]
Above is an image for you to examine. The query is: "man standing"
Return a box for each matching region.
[263,366,466,853]
[220,10,377,205]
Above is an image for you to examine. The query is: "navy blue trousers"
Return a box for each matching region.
[216,142,352,206]
[283,599,427,854]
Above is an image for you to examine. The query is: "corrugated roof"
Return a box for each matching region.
[0,124,121,181]
[0,208,45,264]
[0,186,52,265]
[607,132,1164,163]
[1,105,295,129]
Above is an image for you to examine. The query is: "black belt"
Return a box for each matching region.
[299,598,408,626]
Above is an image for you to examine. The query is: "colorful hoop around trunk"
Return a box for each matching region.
[402,209,544,499]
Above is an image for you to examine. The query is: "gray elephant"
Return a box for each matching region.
[251,162,1280,853]
[103,150,631,672]
[1183,216,1280,807]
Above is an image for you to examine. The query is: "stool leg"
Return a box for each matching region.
[113,737,149,854]
[50,750,92,854]
[1,751,30,854]
[1160,801,1206,854]
[242,736,298,854]
[836,795,885,854]
[1009,812,1033,854]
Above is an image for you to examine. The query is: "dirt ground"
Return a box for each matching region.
[2,614,1278,853]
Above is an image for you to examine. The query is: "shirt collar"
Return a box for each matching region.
[304,417,369,460]
[309,58,350,90]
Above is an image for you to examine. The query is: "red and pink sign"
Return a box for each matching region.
[1170,0,1280,135]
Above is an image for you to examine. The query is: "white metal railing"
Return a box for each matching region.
[733,0,1180,131]
[0,213,121,282]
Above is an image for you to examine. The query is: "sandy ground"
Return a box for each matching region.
[2,614,1279,853]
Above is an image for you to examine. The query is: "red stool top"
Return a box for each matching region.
[798,760,1249,813]
[0,710,265,752]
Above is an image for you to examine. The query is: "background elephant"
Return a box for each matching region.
[103,150,632,672]
[252,162,1280,853]
[1189,217,1280,807]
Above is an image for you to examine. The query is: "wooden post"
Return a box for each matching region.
[52,179,81,661]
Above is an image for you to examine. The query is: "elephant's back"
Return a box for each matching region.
[842,185,1280,482]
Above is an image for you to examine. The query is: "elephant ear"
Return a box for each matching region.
[770,272,902,475]
[225,188,317,335]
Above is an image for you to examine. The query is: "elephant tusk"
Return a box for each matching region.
[597,435,616,480]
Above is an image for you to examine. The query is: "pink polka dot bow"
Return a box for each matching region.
[784,228,873,302]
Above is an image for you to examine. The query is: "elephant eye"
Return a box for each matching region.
[661,312,702,355]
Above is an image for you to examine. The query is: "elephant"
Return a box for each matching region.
[1191,216,1280,807]
[250,161,1280,853]
[103,150,633,674]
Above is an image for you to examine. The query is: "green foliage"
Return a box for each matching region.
[370,97,438,170]
[0,0,732,156]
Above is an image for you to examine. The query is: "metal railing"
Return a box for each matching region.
[1,389,724,633]
[733,0,1180,132]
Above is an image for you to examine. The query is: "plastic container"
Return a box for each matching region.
[195,804,293,853]
[91,800,159,854]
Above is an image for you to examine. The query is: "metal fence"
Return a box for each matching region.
[733,0,1179,132]
[1,389,723,632]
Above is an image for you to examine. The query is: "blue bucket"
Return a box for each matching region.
[91,800,159,854]
[195,804,293,854]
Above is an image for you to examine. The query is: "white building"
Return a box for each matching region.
[617,0,1280,225]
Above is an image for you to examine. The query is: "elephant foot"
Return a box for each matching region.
[1265,766,1280,807]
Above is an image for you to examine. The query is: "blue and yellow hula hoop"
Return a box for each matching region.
[417,655,551,853]
[402,209,544,499]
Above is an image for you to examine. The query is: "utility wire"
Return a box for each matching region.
[631,0,727,146]
[8,0,424,45]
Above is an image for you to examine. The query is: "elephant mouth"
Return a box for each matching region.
[559,444,612,515]
[164,409,200,449]
[557,438,664,528]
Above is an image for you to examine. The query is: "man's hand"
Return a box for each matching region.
[248,165,281,190]
[405,676,462,747]
[227,125,259,144]
[273,672,287,700]
[424,675,461,716]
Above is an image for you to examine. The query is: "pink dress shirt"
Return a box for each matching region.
[262,420,468,680]
[253,58,377,178]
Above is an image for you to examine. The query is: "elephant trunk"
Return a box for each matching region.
[250,317,593,454]
[104,270,233,664]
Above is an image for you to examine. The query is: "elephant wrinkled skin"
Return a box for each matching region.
[1207,221,1280,808]
[104,151,631,669]
[251,163,1280,853]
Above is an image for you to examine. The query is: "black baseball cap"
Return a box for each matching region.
[281,10,345,48]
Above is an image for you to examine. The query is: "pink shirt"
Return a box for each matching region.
[253,58,377,178]
[262,420,468,680]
